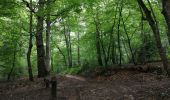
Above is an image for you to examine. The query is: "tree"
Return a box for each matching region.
[7,42,17,80]
[137,0,170,76]
[117,1,123,65]
[46,0,51,72]
[1,0,170,79]
[26,0,34,81]
[93,9,103,66]
[161,0,170,44]
[36,0,48,77]
[63,19,73,67]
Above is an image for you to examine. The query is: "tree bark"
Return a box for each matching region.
[137,0,170,76]
[100,38,107,66]
[7,46,16,80]
[141,15,147,64]
[36,0,48,77]
[50,35,54,71]
[46,0,51,72]
[94,14,103,66]
[68,25,72,67]
[110,4,119,65]
[77,32,80,66]
[111,41,116,64]
[162,0,170,44]
[117,4,123,66]
[122,18,136,65]
[26,0,34,81]
[63,22,72,67]
[56,44,67,66]
[51,50,54,71]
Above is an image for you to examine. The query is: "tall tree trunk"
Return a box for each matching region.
[7,46,16,80]
[77,32,80,66]
[139,7,147,64]
[26,0,34,81]
[50,25,54,72]
[117,4,123,66]
[100,39,107,66]
[36,0,48,77]
[63,23,72,67]
[64,25,69,67]
[46,0,51,72]
[94,15,103,66]
[122,18,136,64]
[162,0,170,44]
[110,5,119,65]
[137,0,170,76]
[111,40,116,64]
[122,39,131,62]
[51,49,54,71]
[141,13,147,64]
[56,44,67,66]
[68,26,72,67]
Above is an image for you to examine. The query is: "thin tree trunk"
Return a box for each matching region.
[111,40,116,64]
[77,32,80,66]
[138,7,147,64]
[36,0,48,77]
[161,0,170,44]
[117,4,123,66]
[100,39,107,66]
[46,0,51,72]
[63,23,72,67]
[51,49,54,71]
[56,44,67,66]
[94,14,103,66]
[7,46,16,80]
[141,13,146,64]
[108,16,117,65]
[110,5,119,65]
[50,28,54,72]
[121,18,136,64]
[122,39,131,62]
[137,0,170,76]
[26,0,34,81]
[64,25,69,67]
[68,26,72,67]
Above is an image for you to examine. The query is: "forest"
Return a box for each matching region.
[1,0,170,100]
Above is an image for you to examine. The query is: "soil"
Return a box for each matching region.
[0,69,170,100]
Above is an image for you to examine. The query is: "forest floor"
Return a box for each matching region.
[1,67,170,100]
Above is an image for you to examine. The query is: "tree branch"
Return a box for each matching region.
[22,0,35,13]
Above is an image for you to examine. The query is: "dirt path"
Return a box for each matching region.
[0,70,170,100]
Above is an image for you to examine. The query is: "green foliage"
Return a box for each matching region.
[52,65,81,75]
[62,67,82,75]
[136,34,159,63]
[0,0,169,79]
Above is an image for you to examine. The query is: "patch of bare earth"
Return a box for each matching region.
[0,70,170,100]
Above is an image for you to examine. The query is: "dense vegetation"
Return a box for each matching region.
[0,0,170,81]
